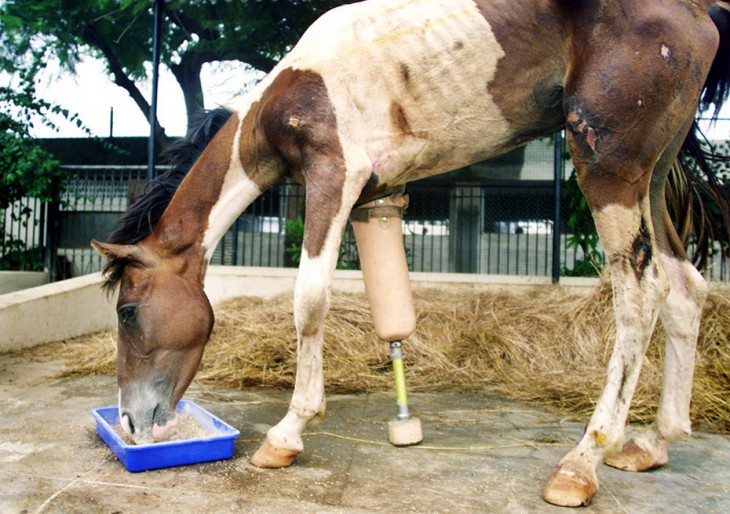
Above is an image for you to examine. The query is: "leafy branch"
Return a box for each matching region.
[561,170,605,277]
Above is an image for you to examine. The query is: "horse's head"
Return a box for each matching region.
[92,240,214,444]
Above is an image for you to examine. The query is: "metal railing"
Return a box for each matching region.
[52,166,148,278]
[3,131,729,283]
[1,196,47,271]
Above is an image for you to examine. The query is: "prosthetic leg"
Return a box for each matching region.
[350,191,423,446]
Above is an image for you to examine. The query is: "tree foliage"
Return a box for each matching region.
[561,170,605,277]
[0,53,65,211]
[0,50,68,270]
[0,0,353,141]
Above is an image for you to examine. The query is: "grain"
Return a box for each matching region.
[112,413,218,445]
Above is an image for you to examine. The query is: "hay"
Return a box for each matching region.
[24,281,730,434]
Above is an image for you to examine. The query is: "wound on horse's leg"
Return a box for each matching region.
[630,218,653,280]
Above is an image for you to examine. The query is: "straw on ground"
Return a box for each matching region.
[26,280,730,434]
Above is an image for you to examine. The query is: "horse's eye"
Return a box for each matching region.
[118,304,138,325]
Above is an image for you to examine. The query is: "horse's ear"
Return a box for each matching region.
[91,240,159,268]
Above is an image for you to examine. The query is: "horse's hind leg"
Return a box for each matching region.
[543,172,669,506]
[605,136,708,473]
[653,226,707,440]
[542,80,678,503]
[251,151,371,468]
[543,71,671,511]
[542,6,717,506]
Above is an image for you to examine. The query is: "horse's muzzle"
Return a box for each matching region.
[119,402,177,444]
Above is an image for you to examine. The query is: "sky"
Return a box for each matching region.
[18,56,264,139]
[7,55,730,141]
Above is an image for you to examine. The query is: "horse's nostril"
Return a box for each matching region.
[121,412,135,435]
[152,403,165,425]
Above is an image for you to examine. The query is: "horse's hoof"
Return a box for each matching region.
[250,438,299,468]
[543,461,598,507]
[605,438,668,472]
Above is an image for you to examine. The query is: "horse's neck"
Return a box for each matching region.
[151,112,279,263]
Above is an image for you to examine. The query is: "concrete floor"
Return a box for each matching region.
[1,351,729,514]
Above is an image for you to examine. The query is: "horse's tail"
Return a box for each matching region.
[667,3,730,270]
[107,107,234,245]
[700,3,730,118]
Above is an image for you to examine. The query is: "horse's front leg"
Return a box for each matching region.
[250,248,333,467]
[251,156,368,468]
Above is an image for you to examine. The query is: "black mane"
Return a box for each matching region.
[107,107,235,245]
[101,108,234,290]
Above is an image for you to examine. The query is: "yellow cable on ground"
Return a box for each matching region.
[303,430,570,452]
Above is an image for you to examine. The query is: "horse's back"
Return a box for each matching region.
[266,0,570,184]
[232,0,719,189]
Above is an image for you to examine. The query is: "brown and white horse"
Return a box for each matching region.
[92,0,730,507]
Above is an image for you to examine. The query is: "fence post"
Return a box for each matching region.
[45,198,60,283]
[147,0,164,182]
[449,183,482,273]
[552,131,564,283]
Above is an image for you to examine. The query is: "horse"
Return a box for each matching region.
[92,0,730,507]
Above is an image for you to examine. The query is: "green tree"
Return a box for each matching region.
[0,52,67,270]
[0,0,352,142]
[561,169,605,277]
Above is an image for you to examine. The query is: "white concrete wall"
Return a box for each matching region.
[0,271,50,295]
[205,266,600,304]
[0,266,599,353]
[0,273,116,353]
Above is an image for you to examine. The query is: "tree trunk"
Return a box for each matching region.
[169,53,206,135]
[82,24,171,149]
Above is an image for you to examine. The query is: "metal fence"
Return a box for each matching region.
[0,196,47,271]
[52,166,148,278]
[2,134,729,282]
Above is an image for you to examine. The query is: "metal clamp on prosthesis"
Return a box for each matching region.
[350,191,423,446]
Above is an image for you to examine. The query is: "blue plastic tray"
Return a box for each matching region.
[91,399,240,472]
